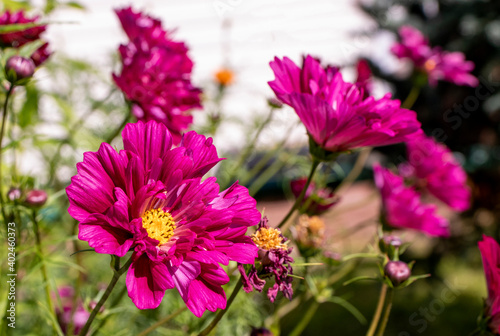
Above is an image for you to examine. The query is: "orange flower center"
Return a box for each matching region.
[252,227,288,250]
[424,59,437,72]
[141,209,176,246]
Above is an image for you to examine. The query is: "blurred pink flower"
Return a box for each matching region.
[374,163,450,237]
[355,58,372,99]
[478,235,500,334]
[66,121,259,317]
[268,55,421,154]
[54,286,90,335]
[392,25,478,87]
[290,178,338,215]
[0,10,46,48]
[113,7,202,144]
[30,42,52,67]
[403,135,470,211]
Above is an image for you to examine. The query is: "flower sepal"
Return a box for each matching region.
[308,135,340,162]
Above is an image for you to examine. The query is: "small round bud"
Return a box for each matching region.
[5,56,35,84]
[25,189,48,207]
[384,261,411,286]
[7,187,22,202]
[250,327,273,336]
[267,97,283,108]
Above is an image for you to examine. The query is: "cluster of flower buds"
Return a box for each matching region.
[5,187,47,207]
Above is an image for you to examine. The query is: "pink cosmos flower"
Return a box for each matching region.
[478,235,500,334]
[403,135,470,211]
[391,25,478,87]
[290,178,338,215]
[113,7,202,144]
[0,10,46,48]
[238,217,294,302]
[268,55,421,154]
[373,163,449,237]
[355,58,372,99]
[54,286,90,335]
[66,121,260,317]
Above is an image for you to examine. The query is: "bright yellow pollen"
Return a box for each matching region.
[141,209,176,246]
[252,227,288,250]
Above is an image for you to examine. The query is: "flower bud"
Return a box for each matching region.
[5,56,35,84]
[384,261,411,287]
[250,327,273,336]
[267,97,283,108]
[7,187,22,202]
[25,189,48,207]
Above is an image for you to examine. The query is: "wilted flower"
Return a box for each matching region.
[214,68,234,87]
[384,261,411,287]
[54,286,90,335]
[290,178,338,215]
[25,189,48,207]
[391,25,478,87]
[268,55,421,156]
[66,121,259,317]
[0,10,46,48]
[294,215,325,257]
[478,235,500,334]
[238,217,294,302]
[113,7,202,144]
[5,55,35,84]
[374,164,449,237]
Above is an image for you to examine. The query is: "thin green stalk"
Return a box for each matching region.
[366,283,388,336]
[0,85,14,225]
[104,112,130,144]
[198,277,243,336]
[32,209,57,331]
[375,287,393,336]
[248,151,293,196]
[335,147,371,196]
[401,85,421,110]
[137,306,188,336]
[79,256,133,336]
[289,299,320,336]
[277,158,320,229]
[91,285,128,335]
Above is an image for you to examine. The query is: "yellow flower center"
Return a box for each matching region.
[141,209,176,246]
[252,227,288,250]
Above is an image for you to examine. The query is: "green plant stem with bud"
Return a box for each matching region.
[198,276,244,336]
[277,158,320,229]
[79,255,133,336]
[0,84,14,225]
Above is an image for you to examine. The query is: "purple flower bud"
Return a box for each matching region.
[5,56,35,84]
[7,187,21,201]
[250,327,273,336]
[384,261,411,286]
[267,97,283,108]
[25,189,47,207]
[382,235,402,248]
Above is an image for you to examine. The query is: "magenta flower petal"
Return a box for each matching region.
[269,55,421,153]
[374,164,449,237]
[479,235,500,333]
[126,253,175,309]
[0,10,47,48]
[67,120,259,316]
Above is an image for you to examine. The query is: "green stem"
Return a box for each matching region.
[91,285,128,335]
[289,299,320,336]
[277,158,320,229]
[198,277,243,336]
[366,283,388,336]
[401,85,421,110]
[79,256,133,336]
[0,84,14,225]
[375,287,393,336]
[104,112,130,144]
[67,221,84,336]
[32,209,56,330]
[137,306,188,336]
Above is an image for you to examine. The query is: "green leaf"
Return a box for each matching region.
[341,252,381,262]
[343,275,378,286]
[326,296,367,324]
[64,1,86,10]
[19,83,39,128]
[0,22,44,34]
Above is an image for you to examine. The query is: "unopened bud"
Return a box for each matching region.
[267,97,283,108]
[384,261,411,286]
[7,188,21,202]
[5,56,35,84]
[25,189,47,207]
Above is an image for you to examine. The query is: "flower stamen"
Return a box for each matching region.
[252,227,288,250]
[141,209,176,246]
